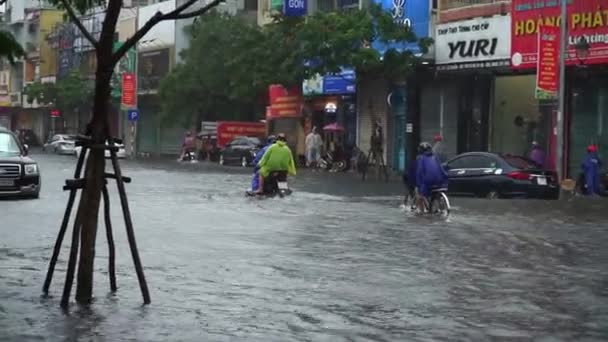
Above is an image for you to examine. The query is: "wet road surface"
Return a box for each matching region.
[1,153,607,341]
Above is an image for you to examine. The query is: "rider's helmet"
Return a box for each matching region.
[418,142,432,154]
[267,135,276,144]
[277,133,286,142]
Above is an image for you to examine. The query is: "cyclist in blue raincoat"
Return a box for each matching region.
[251,135,276,192]
[415,142,448,199]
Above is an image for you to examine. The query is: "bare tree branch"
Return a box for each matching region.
[111,0,225,66]
[170,0,226,20]
[59,0,99,49]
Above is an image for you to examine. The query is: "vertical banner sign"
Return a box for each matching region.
[283,0,306,16]
[536,26,560,99]
[121,73,136,107]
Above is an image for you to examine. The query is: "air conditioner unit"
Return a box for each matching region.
[9,92,21,106]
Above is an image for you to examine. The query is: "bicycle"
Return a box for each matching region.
[413,187,451,218]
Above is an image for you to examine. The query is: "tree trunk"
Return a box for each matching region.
[74,51,115,306]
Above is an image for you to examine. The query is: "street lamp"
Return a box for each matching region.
[574,36,591,64]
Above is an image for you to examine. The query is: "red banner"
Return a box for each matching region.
[216,121,266,148]
[511,0,608,69]
[121,72,136,107]
[268,84,302,119]
[536,25,560,98]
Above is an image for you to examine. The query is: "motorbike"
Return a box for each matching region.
[246,171,292,198]
[318,151,348,172]
[180,150,197,162]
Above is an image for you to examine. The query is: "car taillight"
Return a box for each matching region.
[508,171,532,180]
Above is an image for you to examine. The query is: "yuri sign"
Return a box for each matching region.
[435,16,511,68]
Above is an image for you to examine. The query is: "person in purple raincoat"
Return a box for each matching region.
[528,141,546,168]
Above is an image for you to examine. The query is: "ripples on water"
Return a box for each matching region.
[1,158,607,341]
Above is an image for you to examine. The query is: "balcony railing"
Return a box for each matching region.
[440,0,510,11]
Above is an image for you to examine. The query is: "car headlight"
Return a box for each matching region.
[24,164,39,175]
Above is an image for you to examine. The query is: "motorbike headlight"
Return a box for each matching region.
[24,164,39,175]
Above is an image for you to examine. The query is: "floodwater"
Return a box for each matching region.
[1,153,607,341]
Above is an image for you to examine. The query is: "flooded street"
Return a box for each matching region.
[1,153,607,341]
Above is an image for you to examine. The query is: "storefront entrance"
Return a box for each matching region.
[569,70,608,177]
[491,75,554,166]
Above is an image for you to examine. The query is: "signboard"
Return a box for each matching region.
[111,41,136,98]
[511,0,608,68]
[536,25,560,99]
[284,0,306,16]
[370,0,430,56]
[127,109,139,122]
[435,16,511,67]
[216,121,266,148]
[121,73,136,107]
[138,49,170,92]
[302,68,356,96]
[268,85,302,119]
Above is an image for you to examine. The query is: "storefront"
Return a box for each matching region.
[302,68,357,153]
[510,0,608,177]
[428,15,511,159]
[569,68,608,176]
[363,0,431,171]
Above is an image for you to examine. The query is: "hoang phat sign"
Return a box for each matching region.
[435,16,511,68]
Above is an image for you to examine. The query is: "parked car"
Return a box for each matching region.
[444,152,559,199]
[74,141,126,159]
[219,137,263,167]
[0,127,41,198]
[43,134,78,155]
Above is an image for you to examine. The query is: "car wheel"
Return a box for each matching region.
[219,154,225,165]
[486,190,499,199]
[241,157,248,167]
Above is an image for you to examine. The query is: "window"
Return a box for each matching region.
[503,155,540,170]
[448,155,497,169]
[0,133,21,154]
[244,0,258,11]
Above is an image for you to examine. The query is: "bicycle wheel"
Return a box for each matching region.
[431,192,450,217]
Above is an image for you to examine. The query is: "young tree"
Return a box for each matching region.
[47,0,225,306]
[0,0,24,62]
[24,70,93,114]
[0,31,25,63]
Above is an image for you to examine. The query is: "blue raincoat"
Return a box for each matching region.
[251,143,272,191]
[581,152,602,195]
[416,151,448,197]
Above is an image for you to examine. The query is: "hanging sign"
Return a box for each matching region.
[121,72,136,108]
[535,25,560,99]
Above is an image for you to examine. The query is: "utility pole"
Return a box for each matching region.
[556,0,568,189]
[130,0,139,159]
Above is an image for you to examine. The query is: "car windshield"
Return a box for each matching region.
[503,155,541,170]
[0,132,22,155]
[247,137,261,146]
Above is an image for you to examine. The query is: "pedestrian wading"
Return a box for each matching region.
[42,0,225,308]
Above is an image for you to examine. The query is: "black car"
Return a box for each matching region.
[219,137,263,167]
[444,152,559,199]
[0,127,41,198]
